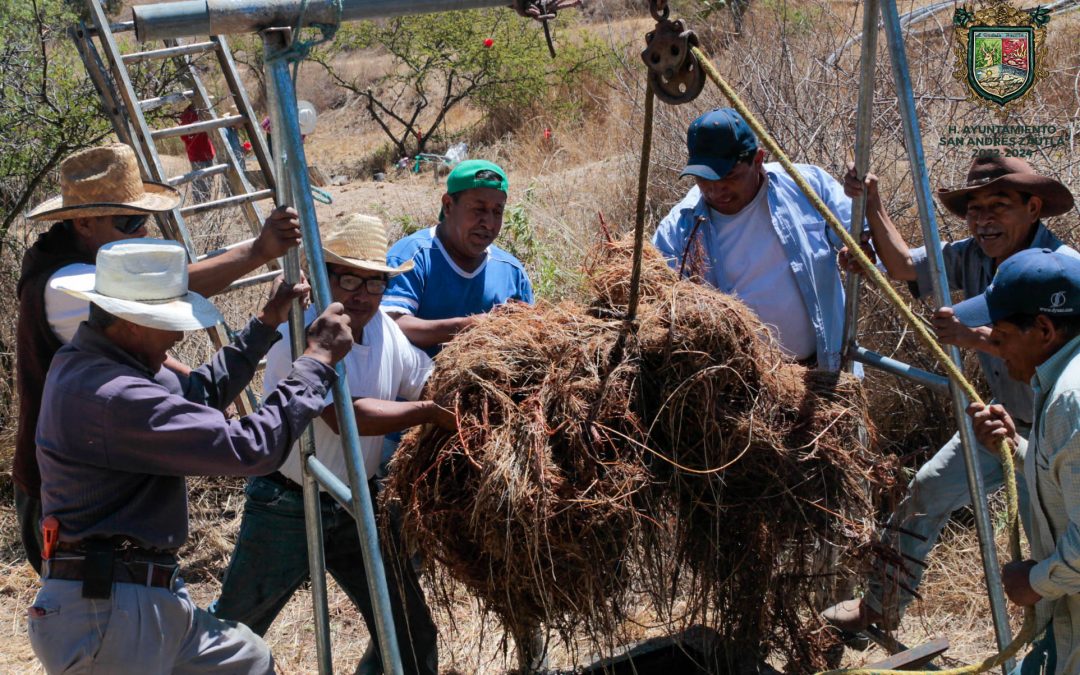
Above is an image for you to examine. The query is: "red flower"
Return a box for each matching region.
[483,38,494,48]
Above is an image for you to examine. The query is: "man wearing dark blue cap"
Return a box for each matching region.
[652,107,857,371]
[962,249,1080,675]
[824,154,1079,636]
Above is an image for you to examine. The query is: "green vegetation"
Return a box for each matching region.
[499,185,583,300]
[311,10,612,159]
[0,0,112,245]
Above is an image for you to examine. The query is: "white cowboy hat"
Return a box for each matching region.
[318,213,414,277]
[27,143,180,221]
[54,239,222,331]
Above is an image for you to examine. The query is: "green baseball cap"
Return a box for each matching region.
[446,159,508,195]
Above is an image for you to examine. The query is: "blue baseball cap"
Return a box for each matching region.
[680,108,759,181]
[952,249,1080,327]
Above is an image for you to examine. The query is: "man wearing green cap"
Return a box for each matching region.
[381,159,534,356]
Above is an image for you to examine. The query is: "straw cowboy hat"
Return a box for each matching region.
[318,213,413,276]
[54,239,222,331]
[27,143,180,221]
[937,154,1075,219]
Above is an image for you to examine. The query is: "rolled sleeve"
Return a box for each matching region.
[907,241,968,301]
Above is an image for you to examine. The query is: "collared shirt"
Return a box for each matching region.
[36,318,336,550]
[264,308,432,484]
[908,223,1079,423]
[1015,332,1080,674]
[381,227,534,356]
[651,162,855,372]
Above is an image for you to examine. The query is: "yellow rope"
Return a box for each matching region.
[689,45,1036,675]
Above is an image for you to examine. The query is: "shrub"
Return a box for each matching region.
[311,10,613,160]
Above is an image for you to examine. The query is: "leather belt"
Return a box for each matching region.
[44,556,180,590]
[263,470,303,493]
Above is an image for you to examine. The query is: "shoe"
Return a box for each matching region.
[821,598,883,633]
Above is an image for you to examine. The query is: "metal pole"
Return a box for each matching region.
[851,347,949,393]
[841,0,879,372]
[264,32,405,675]
[263,29,333,675]
[135,0,509,41]
[879,1,1014,668]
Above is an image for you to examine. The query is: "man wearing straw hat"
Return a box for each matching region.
[28,238,354,674]
[824,153,1078,637]
[13,142,303,576]
[381,159,533,356]
[213,213,451,675]
[652,107,859,372]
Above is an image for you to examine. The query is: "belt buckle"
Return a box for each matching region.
[144,562,181,591]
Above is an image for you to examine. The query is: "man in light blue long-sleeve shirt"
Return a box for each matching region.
[964,249,1080,675]
[651,107,856,372]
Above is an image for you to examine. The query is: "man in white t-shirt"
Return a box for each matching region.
[212,213,453,675]
[14,143,302,575]
[651,108,859,371]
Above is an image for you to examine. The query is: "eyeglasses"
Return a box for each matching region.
[114,214,149,235]
[328,270,388,294]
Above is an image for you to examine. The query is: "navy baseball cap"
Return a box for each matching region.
[952,249,1080,327]
[681,108,759,181]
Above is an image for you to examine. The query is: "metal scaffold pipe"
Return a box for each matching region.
[261,30,404,675]
[840,0,879,371]
[135,0,509,41]
[263,27,335,674]
[879,0,1014,670]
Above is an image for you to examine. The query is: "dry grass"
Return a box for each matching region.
[384,239,896,672]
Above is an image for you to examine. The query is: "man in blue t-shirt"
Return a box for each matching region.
[381,159,534,356]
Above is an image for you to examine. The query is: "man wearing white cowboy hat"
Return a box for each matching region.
[824,152,1079,637]
[14,142,303,575]
[29,238,354,674]
[212,213,451,675]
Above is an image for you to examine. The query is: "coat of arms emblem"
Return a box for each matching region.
[952,2,1050,110]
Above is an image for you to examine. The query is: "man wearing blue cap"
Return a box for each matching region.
[962,249,1080,675]
[652,107,856,371]
[824,154,1078,636]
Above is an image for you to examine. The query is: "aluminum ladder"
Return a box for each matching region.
[71,0,283,414]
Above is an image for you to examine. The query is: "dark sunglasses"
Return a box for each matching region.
[329,270,388,294]
[114,214,149,235]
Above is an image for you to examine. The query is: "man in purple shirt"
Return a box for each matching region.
[15,142,303,574]
[28,239,353,675]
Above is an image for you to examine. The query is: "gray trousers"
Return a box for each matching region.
[29,578,274,674]
[865,423,1032,619]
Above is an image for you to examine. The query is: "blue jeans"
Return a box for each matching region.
[211,476,437,675]
[866,424,1032,620]
[1012,624,1056,675]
